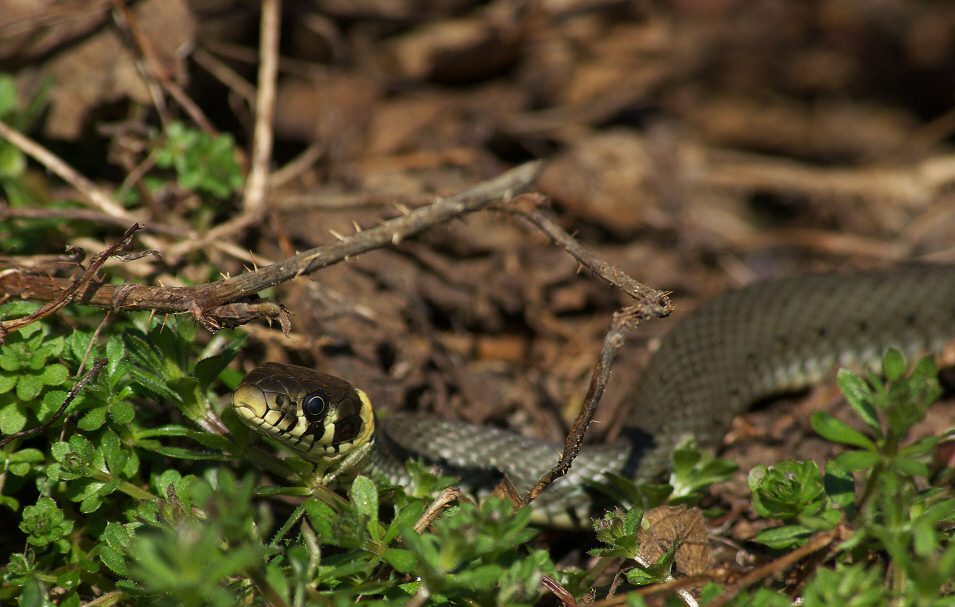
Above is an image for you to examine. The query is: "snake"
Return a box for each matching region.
[232,264,955,526]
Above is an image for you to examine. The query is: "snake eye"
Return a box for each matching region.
[303,391,329,420]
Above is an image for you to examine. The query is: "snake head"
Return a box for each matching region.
[232,362,374,460]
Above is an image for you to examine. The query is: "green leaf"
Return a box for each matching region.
[449,564,503,590]
[836,368,881,435]
[7,448,44,476]
[351,475,383,544]
[32,336,65,367]
[108,356,134,389]
[822,461,856,510]
[194,349,238,391]
[753,524,815,549]
[0,347,23,372]
[351,475,379,520]
[77,406,106,431]
[800,563,884,606]
[624,537,677,585]
[0,74,19,116]
[0,372,16,394]
[50,441,71,462]
[136,424,194,438]
[892,457,928,479]
[591,508,642,559]
[68,331,95,363]
[150,446,229,461]
[187,431,236,452]
[100,430,129,476]
[883,348,906,381]
[128,367,180,402]
[833,450,881,471]
[103,521,131,551]
[749,460,826,520]
[40,363,69,387]
[382,547,418,573]
[304,499,337,540]
[810,412,876,450]
[153,121,243,199]
[105,337,126,372]
[0,400,28,434]
[122,330,163,374]
[16,373,43,401]
[108,401,135,424]
[68,434,95,463]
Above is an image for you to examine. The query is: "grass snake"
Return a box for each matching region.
[232,265,955,526]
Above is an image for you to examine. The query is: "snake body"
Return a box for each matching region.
[233,265,955,526]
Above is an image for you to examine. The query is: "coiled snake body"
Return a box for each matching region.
[233,265,955,526]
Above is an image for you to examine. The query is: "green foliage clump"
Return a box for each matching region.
[0,306,561,606]
[152,121,244,199]
[0,303,70,434]
[581,350,954,605]
[2,292,954,607]
[0,306,243,606]
[743,350,955,601]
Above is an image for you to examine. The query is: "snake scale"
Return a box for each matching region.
[233,265,955,526]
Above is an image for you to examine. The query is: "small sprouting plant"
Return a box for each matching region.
[152,121,243,199]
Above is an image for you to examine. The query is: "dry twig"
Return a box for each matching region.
[0,224,141,340]
[521,302,671,507]
[0,162,545,332]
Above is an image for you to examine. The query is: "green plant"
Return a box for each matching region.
[0,305,246,606]
[589,508,677,586]
[594,444,738,518]
[0,303,70,434]
[0,73,50,206]
[152,121,243,199]
[4,298,955,607]
[747,459,850,549]
[0,307,563,606]
[745,350,955,601]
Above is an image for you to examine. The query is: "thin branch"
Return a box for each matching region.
[413,488,468,533]
[243,0,280,215]
[0,162,544,331]
[191,46,257,104]
[704,528,843,607]
[0,224,141,340]
[0,120,134,220]
[109,0,215,133]
[0,121,167,255]
[161,0,280,264]
[0,204,183,237]
[495,193,673,507]
[214,161,542,299]
[0,359,107,447]
[521,301,671,507]
[270,142,324,188]
[502,193,669,302]
[541,575,578,607]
